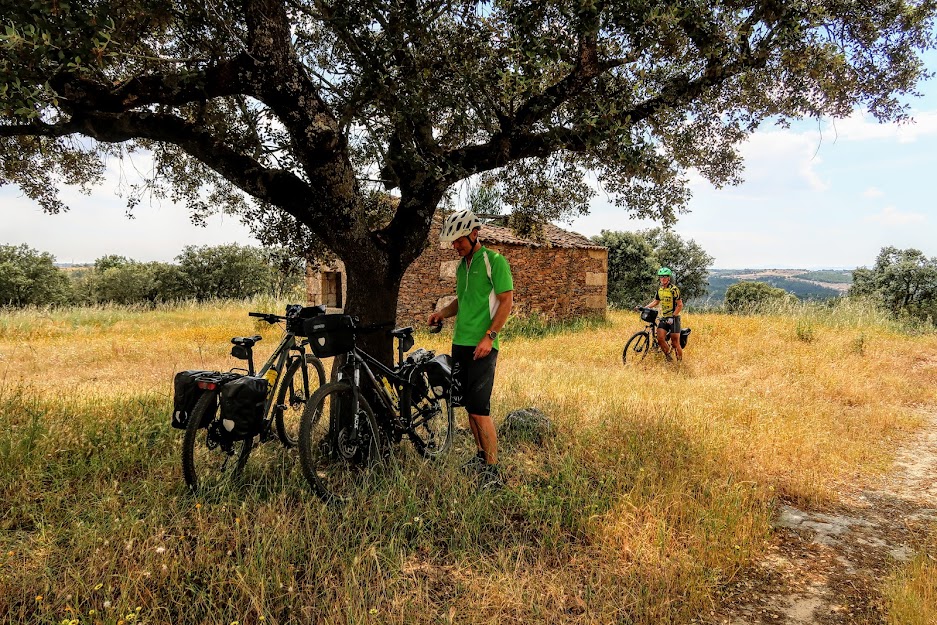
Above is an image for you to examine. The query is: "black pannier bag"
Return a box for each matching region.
[172,370,216,429]
[286,305,326,336]
[219,376,269,441]
[304,314,357,358]
[420,354,453,398]
[680,328,691,349]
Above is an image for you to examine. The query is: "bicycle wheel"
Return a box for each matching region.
[182,391,253,491]
[275,355,326,448]
[409,386,455,459]
[298,381,382,504]
[622,331,651,364]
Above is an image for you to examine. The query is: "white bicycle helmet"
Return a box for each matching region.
[440,209,482,243]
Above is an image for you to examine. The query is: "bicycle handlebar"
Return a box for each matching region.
[249,311,285,324]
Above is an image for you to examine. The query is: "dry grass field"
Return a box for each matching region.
[0,300,935,624]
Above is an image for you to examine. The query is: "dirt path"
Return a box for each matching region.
[716,407,937,624]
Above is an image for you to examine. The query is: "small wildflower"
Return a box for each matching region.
[259,617,265,622]
[103,600,112,609]
[89,610,96,616]
[235,517,240,525]
[369,608,378,615]
[35,595,43,602]
[94,583,104,590]
[155,546,166,554]
[231,621,239,625]
[196,503,202,510]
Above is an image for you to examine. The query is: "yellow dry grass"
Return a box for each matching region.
[0,300,935,624]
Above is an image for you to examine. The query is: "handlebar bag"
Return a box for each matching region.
[304,314,357,358]
[172,370,217,429]
[219,376,269,441]
[286,305,326,335]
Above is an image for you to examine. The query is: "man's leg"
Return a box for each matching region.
[469,414,498,464]
[671,333,683,360]
[656,328,671,353]
[657,327,673,361]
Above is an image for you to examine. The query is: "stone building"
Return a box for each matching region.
[306,218,608,326]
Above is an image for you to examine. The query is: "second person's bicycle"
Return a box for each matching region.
[297,315,455,504]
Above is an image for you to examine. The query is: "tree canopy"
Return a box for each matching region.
[2,0,935,335]
[593,228,713,307]
[851,246,937,322]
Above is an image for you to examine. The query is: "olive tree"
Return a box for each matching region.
[2,0,934,357]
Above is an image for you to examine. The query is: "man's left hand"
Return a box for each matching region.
[474,336,493,360]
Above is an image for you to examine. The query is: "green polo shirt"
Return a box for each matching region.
[453,246,513,349]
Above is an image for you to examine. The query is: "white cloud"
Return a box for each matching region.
[862,187,885,198]
[863,205,927,226]
[689,128,829,195]
[827,110,937,144]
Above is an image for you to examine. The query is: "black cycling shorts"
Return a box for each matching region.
[450,344,498,416]
[658,315,682,335]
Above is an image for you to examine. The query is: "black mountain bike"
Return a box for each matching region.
[622,306,663,364]
[622,307,690,364]
[181,305,327,491]
[297,315,454,504]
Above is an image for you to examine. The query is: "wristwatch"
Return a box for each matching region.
[487,330,498,340]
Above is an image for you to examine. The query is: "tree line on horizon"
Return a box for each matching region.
[0,243,305,307]
[2,237,935,327]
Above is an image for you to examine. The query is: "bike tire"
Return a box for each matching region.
[298,381,383,504]
[408,386,455,459]
[181,390,253,491]
[622,331,651,364]
[275,355,326,447]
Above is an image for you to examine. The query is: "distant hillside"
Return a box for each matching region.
[693,269,853,304]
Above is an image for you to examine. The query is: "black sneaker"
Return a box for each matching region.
[460,450,486,474]
[477,465,504,492]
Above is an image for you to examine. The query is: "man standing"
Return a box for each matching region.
[643,267,683,362]
[428,209,513,490]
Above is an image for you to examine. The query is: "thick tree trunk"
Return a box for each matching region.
[342,254,403,366]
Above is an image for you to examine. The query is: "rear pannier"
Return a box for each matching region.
[304,314,357,358]
[172,370,216,429]
[680,328,692,349]
[219,376,269,441]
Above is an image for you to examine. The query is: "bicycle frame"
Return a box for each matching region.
[332,337,432,442]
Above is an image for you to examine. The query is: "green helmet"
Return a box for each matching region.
[657,267,673,277]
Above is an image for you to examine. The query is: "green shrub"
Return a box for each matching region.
[724,281,793,314]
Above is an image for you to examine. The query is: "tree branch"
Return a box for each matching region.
[50,54,256,113]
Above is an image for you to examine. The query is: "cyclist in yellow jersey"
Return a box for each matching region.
[643,267,684,361]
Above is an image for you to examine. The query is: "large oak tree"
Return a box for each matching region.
[2,0,934,355]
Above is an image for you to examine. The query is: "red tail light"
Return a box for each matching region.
[197,381,217,390]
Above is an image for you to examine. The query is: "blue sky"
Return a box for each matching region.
[3,63,937,269]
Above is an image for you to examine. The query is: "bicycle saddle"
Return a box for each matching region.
[231,335,263,347]
[390,327,413,338]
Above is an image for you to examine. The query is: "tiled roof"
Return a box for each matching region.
[480,221,605,250]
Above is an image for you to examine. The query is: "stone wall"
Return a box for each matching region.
[307,224,608,326]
